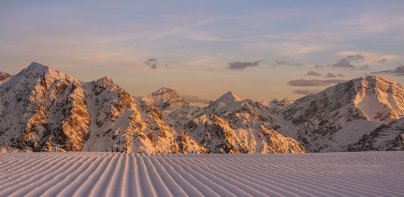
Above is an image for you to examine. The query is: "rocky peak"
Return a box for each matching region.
[25,62,55,76]
[268,98,294,110]
[351,75,404,121]
[215,91,241,104]
[14,62,50,80]
[94,76,114,89]
[142,87,186,109]
[151,87,181,99]
[0,72,11,84]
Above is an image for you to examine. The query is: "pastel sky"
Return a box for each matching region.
[1,0,403,103]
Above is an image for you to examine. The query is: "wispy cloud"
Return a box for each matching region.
[306,71,322,76]
[358,65,370,70]
[306,71,344,78]
[227,60,263,70]
[145,58,159,69]
[275,59,303,67]
[332,59,356,69]
[336,51,399,65]
[372,64,404,76]
[330,51,399,70]
[288,79,346,86]
[325,73,344,78]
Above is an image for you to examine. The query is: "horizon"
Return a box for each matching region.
[1,1,404,102]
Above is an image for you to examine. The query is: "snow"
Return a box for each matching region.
[0,152,403,197]
[1,63,404,154]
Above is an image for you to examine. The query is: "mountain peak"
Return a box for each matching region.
[142,87,186,108]
[268,98,294,109]
[27,62,49,72]
[152,87,179,96]
[97,76,114,83]
[16,62,53,78]
[0,72,10,81]
[215,91,241,104]
[352,75,397,86]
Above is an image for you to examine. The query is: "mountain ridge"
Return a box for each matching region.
[1,62,403,153]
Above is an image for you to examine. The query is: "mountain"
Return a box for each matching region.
[141,87,187,109]
[277,75,404,152]
[140,89,305,153]
[180,92,306,153]
[348,117,404,151]
[140,87,201,132]
[0,63,179,153]
[1,62,403,153]
[262,98,294,113]
[0,72,10,85]
[0,62,305,154]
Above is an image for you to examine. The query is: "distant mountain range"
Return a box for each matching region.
[0,62,403,153]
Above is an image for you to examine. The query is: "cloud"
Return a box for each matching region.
[314,64,324,69]
[306,71,322,76]
[377,58,388,64]
[358,65,370,70]
[288,79,346,86]
[331,51,400,70]
[306,71,344,78]
[182,95,211,104]
[336,51,399,65]
[145,58,159,69]
[325,73,344,78]
[372,65,404,76]
[331,54,366,69]
[228,60,263,70]
[275,59,303,67]
[345,54,365,61]
[294,89,319,95]
[332,59,356,69]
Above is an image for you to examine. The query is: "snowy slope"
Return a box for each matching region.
[140,87,201,128]
[0,63,304,154]
[0,62,90,152]
[1,62,404,153]
[0,63,179,153]
[349,117,404,151]
[0,152,403,197]
[181,92,305,153]
[278,75,404,152]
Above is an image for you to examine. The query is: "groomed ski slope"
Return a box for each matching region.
[0,152,403,197]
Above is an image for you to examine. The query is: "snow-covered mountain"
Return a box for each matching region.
[1,62,403,153]
[348,117,404,151]
[0,63,305,153]
[0,72,10,85]
[261,98,294,113]
[140,87,201,129]
[0,63,179,153]
[181,91,305,153]
[278,75,404,152]
[139,89,304,153]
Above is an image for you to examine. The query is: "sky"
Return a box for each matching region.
[0,0,403,103]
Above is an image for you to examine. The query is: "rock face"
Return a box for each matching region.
[0,63,90,152]
[1,62,403,153]
[0,63,179,153]
[0,72,10,84]
[140,87,201,129]
[181,95,305,153]
[278,75,404,152]
[348,117,404,151]
[0,62,305,153]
